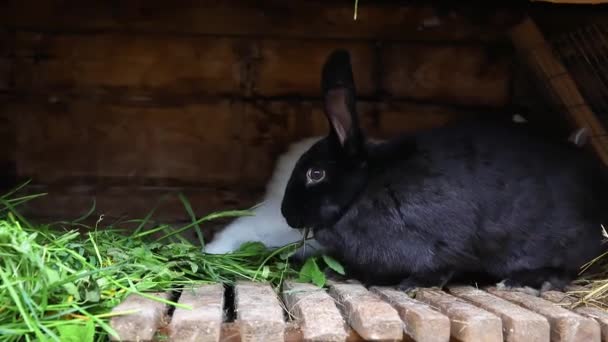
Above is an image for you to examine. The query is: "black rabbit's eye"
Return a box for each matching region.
[306,168,326,184]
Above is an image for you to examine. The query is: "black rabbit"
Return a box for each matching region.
[280,49,608,291]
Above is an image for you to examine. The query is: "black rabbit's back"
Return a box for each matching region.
[314,119,607,286]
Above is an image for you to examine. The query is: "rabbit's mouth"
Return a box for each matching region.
[283,215,305,229]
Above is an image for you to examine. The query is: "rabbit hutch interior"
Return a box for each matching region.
[4,1,608,341]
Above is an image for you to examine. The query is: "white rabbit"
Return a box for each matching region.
[205,136,325,258]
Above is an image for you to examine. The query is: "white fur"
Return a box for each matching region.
[205,136,324,256]
[512,113,528,123]
[568,127,589,147]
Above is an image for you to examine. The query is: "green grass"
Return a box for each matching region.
[6,179,607,341]
[0,184,303,342]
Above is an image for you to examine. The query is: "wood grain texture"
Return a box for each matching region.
[328,283,403,341]
[10,33,245,97]
[0,1,519,41]
[218,322,366,342]
[282,281,348,342]
[109,292,171,342]
[488,287,601,342]
[416,288,503,342]
[8,33,511,106]
[10,100,244,183]
[0,112,16,187]
[235,281,285,342]
[541,291,608,342]
[448,286,550,342]
[381,43,510,106]
[0,0,519,226]
[0,58,11,91]
[4,100,472,186]
[371,287,451,342]
[168,284,225,342]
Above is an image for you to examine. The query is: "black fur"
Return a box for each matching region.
[280,49,608,290]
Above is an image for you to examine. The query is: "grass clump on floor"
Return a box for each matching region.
[565,225,608,310]
[0,183,300,342]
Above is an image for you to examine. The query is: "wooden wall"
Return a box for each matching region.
[0,1,521,238]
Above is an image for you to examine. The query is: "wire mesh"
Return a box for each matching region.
[548,22,608,132]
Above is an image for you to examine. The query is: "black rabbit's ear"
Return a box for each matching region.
[321,49,363,157]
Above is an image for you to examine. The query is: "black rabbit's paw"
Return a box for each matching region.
[397,271,454,293]
[499,268,572,295]
[396,278,422,292]
[496,279,541,296]
[323,268,361,285]
[323,268,347,281]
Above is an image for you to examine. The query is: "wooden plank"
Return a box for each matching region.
[9,32,511,106]
[0,1,518,42]
[168,284,225,342]
[234,281,285,342]
[5,99,472,187]
[416,288,503,342]
[0,112,16,186]
[509,16,608,166]
[219,322,366,342]
[371,287,450,342]
[328,282,403,341]
[282,281,348,342]
[109,292,171,342]
[0,58,10,90]
[488,287,601,342]
[381,43,510,106]
[448,286,550,342]
[541,290,608,342]
[0,30,12,91]
[11,33,244,97]
[10,101,244,184]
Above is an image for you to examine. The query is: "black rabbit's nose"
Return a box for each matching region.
[284,215,303,229]
[281,203,299,228]
[283,212,305,229]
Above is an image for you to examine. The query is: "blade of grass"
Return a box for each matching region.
[178,193,205,248]
[0,179,33,200]
[155,210,252,242]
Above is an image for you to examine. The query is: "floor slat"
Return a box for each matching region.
[328,282,403,341]
[416,288,503,342]
[282,281,348,342]
[234,281,285,342]
[541,290,608,342]
[448,286,550,342]
[371,286,450,342]
[488,287,601,342]
[168,284,225,342]
[109,292,171,342]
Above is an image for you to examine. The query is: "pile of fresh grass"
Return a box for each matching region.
[0,184,301,341]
